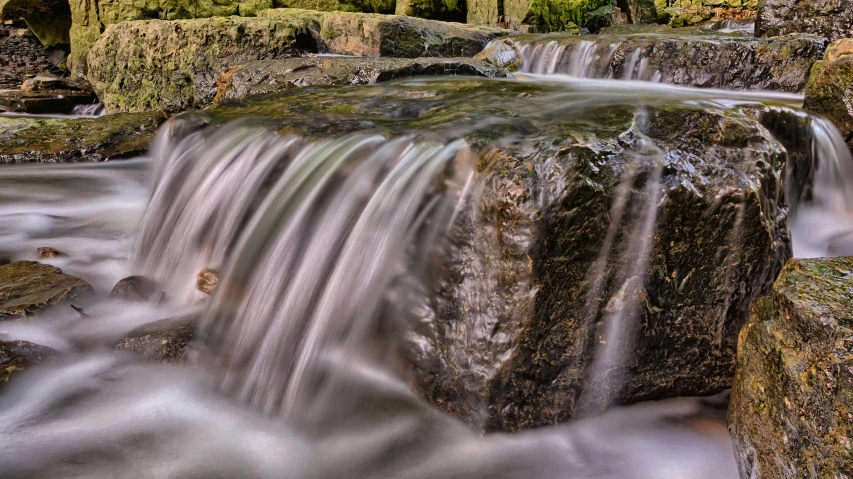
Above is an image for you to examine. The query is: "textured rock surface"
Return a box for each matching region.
[200,77,793,430]
[88,10,507,113]
[0,112,164,163]
[0,340,59,390]
[511,30,825,93]
[0,0,72,45]
[0,25,58,90]
[0,89,97,114]
[729,256,853,478]
[109,276,158,302]
[115,315,196,364]
[756,0,853,42]
[0,261,93,320]
[197,268,219,295]
[804,39,853,151]
[259,9,508,57]
[215,56,508,102]
[474,37,524,71]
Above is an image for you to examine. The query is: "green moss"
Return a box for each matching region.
[526,0,613,32]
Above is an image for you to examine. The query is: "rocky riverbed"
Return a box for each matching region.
[0,0,852,477]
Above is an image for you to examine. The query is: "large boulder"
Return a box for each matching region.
[214,56,508,102]
[0,261,93,320]
[197,77,794,430]
[729,256,853,478]
[0,112,164,163]
[804,39,853,150]
[87,10,508,113]
[509,29,825,93]
[756,0,853,42]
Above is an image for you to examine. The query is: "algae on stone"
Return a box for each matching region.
[729,256,853,478]
[0,112,164,163]
[0,261,93,320]
[0,0,71,45]
[804,39,853,151]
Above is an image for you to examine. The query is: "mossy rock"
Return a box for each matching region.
[0,0,71,45]
[215,56,509,102]
[0,112,165,163]
[804,39,853,151]
[0,261,93,320]
[729,256,853,477]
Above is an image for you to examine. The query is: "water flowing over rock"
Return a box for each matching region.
[87,9,508,113]
[805,39,853,151]
[756,0,853,42]
[0,113,164,163]
[507,28,825,92]
[0,340,59,391]
[115,315,197,364]
[0,261,93,320]
[214,56,509,102]
[729,256,853,478]
[163,77,824,430]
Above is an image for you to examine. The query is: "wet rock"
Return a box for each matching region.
[36,247,66,259]
[756,0,853,42]
[510,30,825,93]
[0,261,93,320]
[20,74,91,92]
[197,268,219,295]
[88,10,508,114]
[474,38,524,72]
[0,339,59,391]
[729,256,853,478]
[109,276,158,302]
[0,24,59,90]
[215,56,509,102]
[0,112,165,163]
[198,77,793,430]
[259,9,508,57]
[0,89,97,114]
[115,315,197,364]
[804,39,853,150]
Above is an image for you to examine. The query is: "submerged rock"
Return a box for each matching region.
[0,112,164,163]
[0,340,59,391]
[756,0,853,42]
[88,10,507,113]
[35,247,66,259]
[198,77,793,430]
[804,39,853,150]
[197,268,219,295]
[0,261,93,320]
[510,30,826,92]
[115,315,197,364]
[109,276,158,302]
[215,56,509,102]
[729,256,853,478]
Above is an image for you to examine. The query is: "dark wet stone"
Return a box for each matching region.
[756,0,853,42]
[109,276,158,302]
[0,339,59,391]
[0,112,165,163]
[0,89,97,114]
[115,315,197,364]
[214,56,509,103]
[729,256,853,478]
[194,77,794,430]
[0,261,93,320]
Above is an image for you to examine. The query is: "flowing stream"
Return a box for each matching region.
[0,74,851,478]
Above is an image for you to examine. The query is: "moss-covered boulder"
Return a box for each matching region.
[804,39,853,150]
[729,256,853,478]
[259,9,508,57]
[115,315,196,364]
[214,56,508,102]
[197,77,794,430]
[509,30,825,93]
[0,112,164,163]
[0,340,59,391]
[756,0,852,42]
[395,0,464,22]
[0,0,71,45]
[0,261,93,320]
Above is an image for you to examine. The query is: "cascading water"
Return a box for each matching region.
[0,76,852,478]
